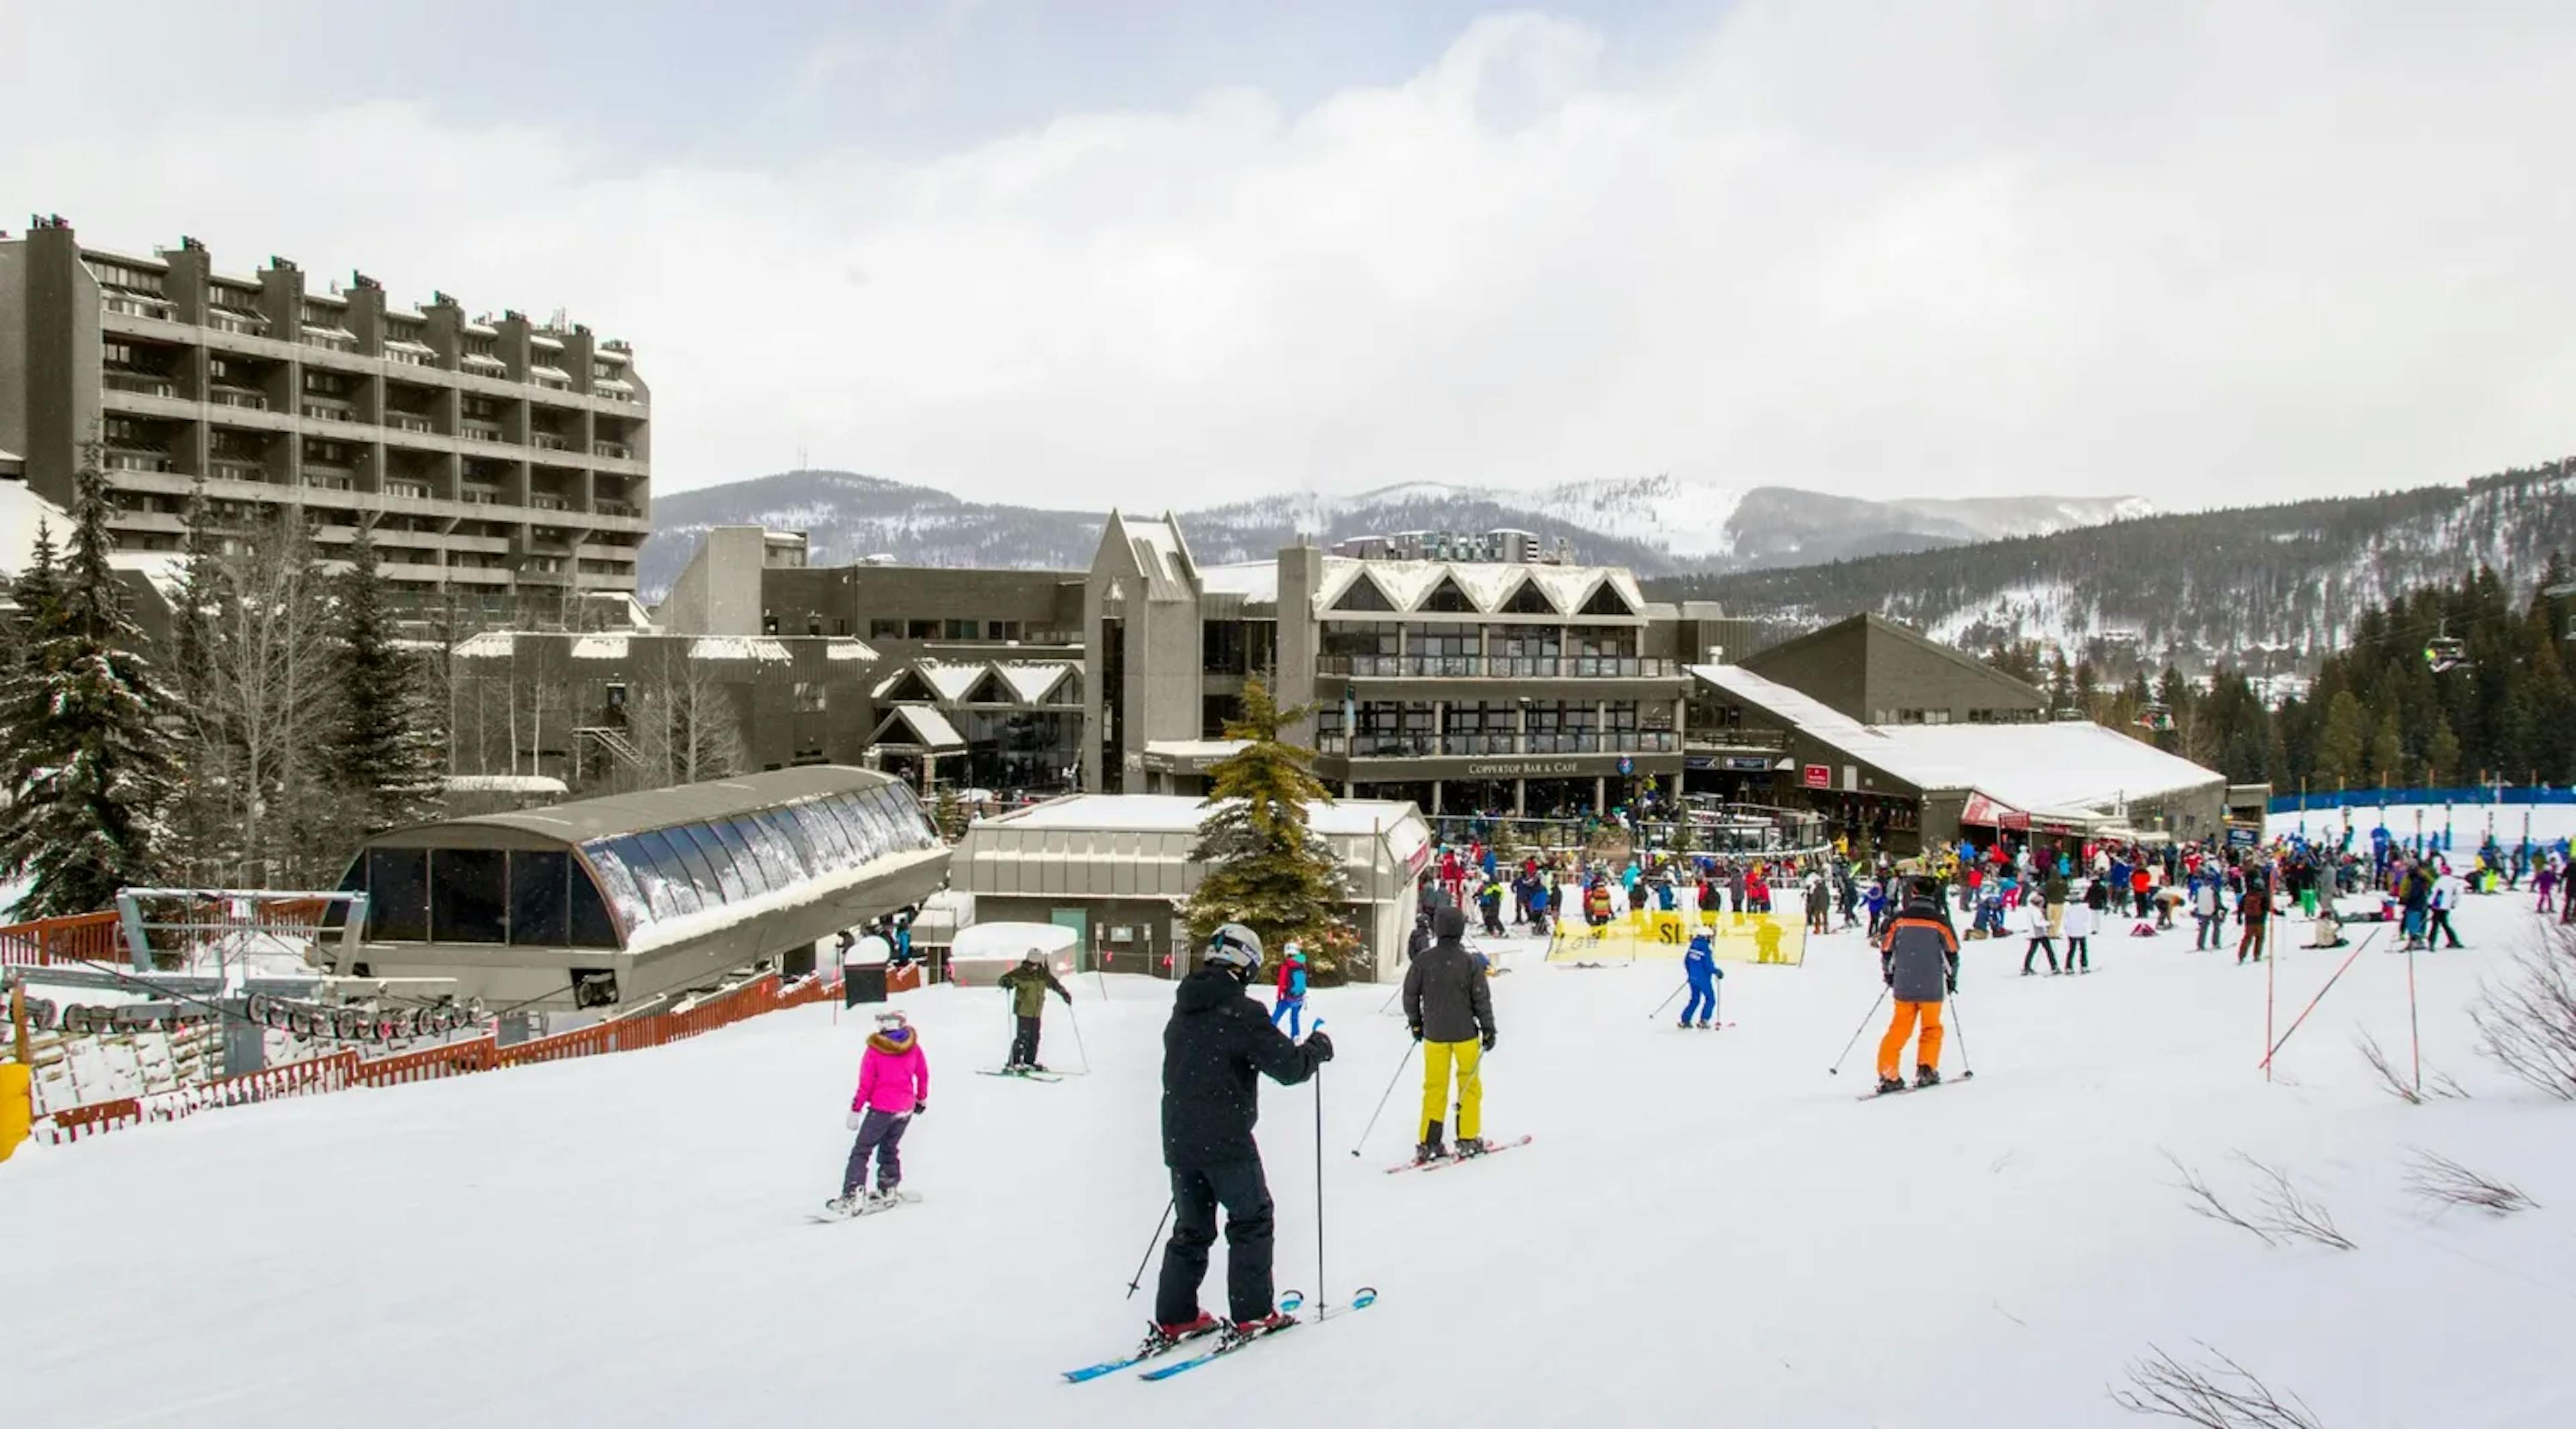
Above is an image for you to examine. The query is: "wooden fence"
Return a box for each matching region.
[0,912,126,970]
[21,971,841,1147]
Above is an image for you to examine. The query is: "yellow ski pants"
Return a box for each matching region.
[1420,1039,1483,1142]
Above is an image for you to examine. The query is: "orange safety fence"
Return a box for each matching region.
[0,911,126,969]
[17,972,841,1149]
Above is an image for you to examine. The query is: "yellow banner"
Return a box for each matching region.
[1544,909,1806,966]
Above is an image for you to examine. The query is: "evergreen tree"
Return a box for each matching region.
[164,484,234,884]
[326,522,444,835]
[2315,690,2366,786]
[933,782,966,841]
[0,443,177,914]
[1183,676,1352,977]
[2366,706,2408,787]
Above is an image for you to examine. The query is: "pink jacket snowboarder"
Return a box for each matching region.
[851,1020,931,1114]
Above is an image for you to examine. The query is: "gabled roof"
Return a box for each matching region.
[869,704,967,750]
[1308,558,1646,619]
[993,661,1077,704]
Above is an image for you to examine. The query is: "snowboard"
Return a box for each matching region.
[808,1189,922,1222]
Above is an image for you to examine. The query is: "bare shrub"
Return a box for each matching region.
[2163,1151,2276,1247]
[2164,1151,2355,1250]
[2403,1147,2539,1217]
[2470,936,2576,1100]
[2355,1032,2422,1104]
[2235,1153,2357,1251]
[2112,1343,2328,1428]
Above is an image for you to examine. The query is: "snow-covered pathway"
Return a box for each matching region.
[6,895,2573,1427]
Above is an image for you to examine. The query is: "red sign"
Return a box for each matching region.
[1802,764,1831,790]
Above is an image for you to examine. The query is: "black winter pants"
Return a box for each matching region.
[1009,1014,1042,1067]
[2428,909,2464,949]
[2023,937,2057,973]
[1155,1159,1277,1326]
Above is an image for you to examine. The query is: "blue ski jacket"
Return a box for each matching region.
[1684,938,1723,986]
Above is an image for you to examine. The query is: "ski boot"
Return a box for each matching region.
[1140,1312,1220,1357]
[1874,1075,1905,1096]
[1454,1136,1487,1159]
[1220,1312,1293,1349]
[1415,1119,1446,1165]
[866,1185,900,1211]
[1697,1020,1713,1030]
[1914,1065,1941,1089]
[825,1189,865,1217]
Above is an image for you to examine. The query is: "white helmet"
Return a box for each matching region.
[1205,922,1264,977]
[873,1008,909,1030]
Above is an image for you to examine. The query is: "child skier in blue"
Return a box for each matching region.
[1270,942,1309,1037]
[1679,931,1725,1028]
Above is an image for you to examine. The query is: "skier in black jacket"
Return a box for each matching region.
[1148,922,1334,1355]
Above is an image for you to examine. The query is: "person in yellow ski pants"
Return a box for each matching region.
[1403,906,1497,1161]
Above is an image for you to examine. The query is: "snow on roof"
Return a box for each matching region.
[454,631,517,659]
[1311,555,1644,619]
[875,704,966,749]
[825,637,878,661]
[689,636,792,662]
[994,661,1075,703]
[572,634,629,659]
[442,774,569,795]
[1690,664,2225,814]
[993,794,1428,844]
[1199,562,1279,602]
[107,551,189,603]
[912,659,986,703]
[0,480,69,578]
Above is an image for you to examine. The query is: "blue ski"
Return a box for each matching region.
[1138,1288,1376,1382]
[1061,1291,1302,1383]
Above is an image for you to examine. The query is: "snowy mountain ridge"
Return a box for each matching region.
[639,468,2147,598]
[1663,460,2576,672]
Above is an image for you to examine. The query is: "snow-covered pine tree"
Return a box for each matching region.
[0,445,178,915]
[1183,677,1351,977]
[327,521,444,835]
[162,482,237,885]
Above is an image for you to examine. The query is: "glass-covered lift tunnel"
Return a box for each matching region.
[324,767,951,1011]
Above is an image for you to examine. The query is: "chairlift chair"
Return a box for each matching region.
[2424,625,2467,674]
[2134,700,2175,733]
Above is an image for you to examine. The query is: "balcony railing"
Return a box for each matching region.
[301,473,355,492]
[1316,654,1680,679]
[212,389,269,411]
[102,372,176,397]
[460,486,501,505]
[387,414,434,433]
[529,432,572,452]
[1684,727,1792,752]
[207,311,268,335]
[385,480,434,500]
[211,460,268,482]
[301,403,358,423]
[595,498,639,518]
[102,294,173,319]
[592,440,634,460]
[103,452,175,474]
[1315,730,1680,757]
[462,423,506,443]
[527,494,570,512]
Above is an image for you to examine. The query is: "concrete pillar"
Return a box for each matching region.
[1432,780,1444,815]
[1515,778,1526,816]
[1595,776,1607,813]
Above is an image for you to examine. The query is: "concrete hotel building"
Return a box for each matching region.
[0,217,651,608]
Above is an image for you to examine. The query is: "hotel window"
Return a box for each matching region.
[869,619,901,639]
[944,619,978,639]
[1320,621,1398,659]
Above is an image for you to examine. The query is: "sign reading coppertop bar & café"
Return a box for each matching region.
[1314,753,1679,783]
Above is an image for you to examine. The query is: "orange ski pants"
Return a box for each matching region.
[1877,999,1945,1079]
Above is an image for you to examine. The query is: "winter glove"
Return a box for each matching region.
[845,1111,864,1131]
[912,1100,927,1116]
[1305,1030,1335,1063]
[1407,1022,1423,1042]
[1480,1028,1497,1053]
[1058,989,1073,1006]
[1945,973,1957,995]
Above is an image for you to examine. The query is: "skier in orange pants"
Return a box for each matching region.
[1876,880,1960,1094]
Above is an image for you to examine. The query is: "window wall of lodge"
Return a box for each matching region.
[957,708,1082,792]
[1200,618,1278,677]
[1312,617,1666,678]
[1316,699,1680,756]
[339,847,621,948]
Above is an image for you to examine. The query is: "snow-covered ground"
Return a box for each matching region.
[6,897,2574,1427]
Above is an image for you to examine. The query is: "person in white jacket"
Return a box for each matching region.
[2019,893,2059,975]
[2061,887,2097,973]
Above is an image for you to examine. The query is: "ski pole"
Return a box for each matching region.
[1311,1018,1327,1308]
[1647,982,1686,1020]
[1945,990,1974,1079]
[1347,1035,1419,1157]
[1065,996,1091,1075]
[1124,1198,1174,1300]
[1827,986,1889,1075]
[1377,984,1403,1015]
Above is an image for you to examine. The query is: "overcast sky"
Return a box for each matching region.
[7,1,2573,507]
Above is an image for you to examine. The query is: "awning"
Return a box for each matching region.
[869,704,966,751]
[1959,792,2028,831]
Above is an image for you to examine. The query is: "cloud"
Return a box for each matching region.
[8,2,2575,509]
